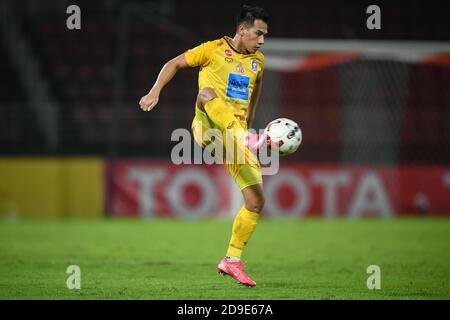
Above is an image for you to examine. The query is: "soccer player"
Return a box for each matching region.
[139,5,269,287]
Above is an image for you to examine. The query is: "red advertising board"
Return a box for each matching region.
[106,161,450,218]
[106,161,231,218]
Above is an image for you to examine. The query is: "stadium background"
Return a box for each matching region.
[1,0,449,218]
[0,0,450,300]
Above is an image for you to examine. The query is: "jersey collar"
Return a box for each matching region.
[223,36,246,55]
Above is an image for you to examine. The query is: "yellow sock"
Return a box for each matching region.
[226,206,260,259]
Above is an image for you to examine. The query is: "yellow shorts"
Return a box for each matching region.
[191,107,263,190]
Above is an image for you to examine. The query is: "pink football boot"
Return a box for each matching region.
[246,131,269,153]
[217,257,256,287]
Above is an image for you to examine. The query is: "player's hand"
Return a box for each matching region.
[139,89,159,112]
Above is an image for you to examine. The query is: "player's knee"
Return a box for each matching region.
[245,196,265,213]
[197,87,217,107]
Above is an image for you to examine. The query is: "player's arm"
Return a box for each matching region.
[247,76,263,128]
[139,53,189,112]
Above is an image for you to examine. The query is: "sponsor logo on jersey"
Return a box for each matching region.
[224,57,233,63]
[235,63,245,73]
[251,59,258,73]
[224,98,247,105]
[226,73,250,100]
[225,49,232,57]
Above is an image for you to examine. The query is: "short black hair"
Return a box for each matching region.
[236,4,268,29]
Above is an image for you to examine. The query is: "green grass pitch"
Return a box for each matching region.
[0,217,449,299]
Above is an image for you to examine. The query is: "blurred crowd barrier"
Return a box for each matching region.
[0,158,103,218]
[106,161,450,218]
[2,158,449,218]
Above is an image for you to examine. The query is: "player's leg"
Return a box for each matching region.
[218,183,264,287]
[197,88,266,166]
[196,87,269,152]
[196,87,248,141]
[194,108,264,258]
[226,183,264,259]
[196,88,244,131]
[218,162,264,287]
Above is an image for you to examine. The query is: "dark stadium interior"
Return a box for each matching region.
[1,0,449,163]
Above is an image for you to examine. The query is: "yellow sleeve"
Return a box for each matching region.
[184,40,217,67]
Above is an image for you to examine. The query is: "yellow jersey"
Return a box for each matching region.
[184,36,265,126]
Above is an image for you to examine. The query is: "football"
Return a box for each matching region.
[265,118,302,156]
